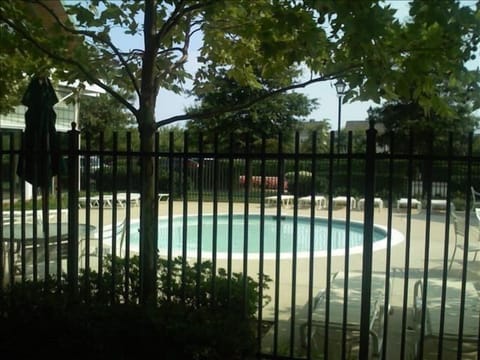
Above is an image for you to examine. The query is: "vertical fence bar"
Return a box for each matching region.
[323,131,335,358]
[437,132,454,358]
[243,134,251,318]
[419,133,434,357]
[196,133,204,306]
[153,132,159,296]
[166,131,174,300]
[458,132,474,360]
[54,148,62,282]
[341,131,353,359]
[400,131,415,360]
[289,132,300,358]
[257,135,266,353]
[124,132,133,302]
[0,133,3,290]
[305,131,317,358]
[67,123,80,296]
[227,134,234,304]
[273,132,283,357]
[381,131,395,359]
[97,133,105,293]
[82,132,92,295]
[211,134,219,302]
[359,120,377,359]
[110,132,118,303]
[30,134,39,283]
[181,132,189,301]
[19,132,27,283]
[11,133,17,285]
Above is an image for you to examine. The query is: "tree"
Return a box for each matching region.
[367,71,480,154]
[296,119,331,153]
[79,93,137,149]
[1,0,478,306]
[185,68,318,152]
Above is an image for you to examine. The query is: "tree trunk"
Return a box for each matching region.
[138,0,159,306]
[138,111,157,306]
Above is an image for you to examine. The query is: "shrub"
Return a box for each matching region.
[285,170,312,196]
[0,256,271,359]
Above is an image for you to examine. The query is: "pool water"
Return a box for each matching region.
[119,214,400,259]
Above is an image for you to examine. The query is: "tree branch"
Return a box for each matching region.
[31,0,141,98]
[155,68,359,128]
[0,11,138,116]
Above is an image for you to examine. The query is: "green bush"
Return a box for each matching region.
[0,256,271,359]
[92,165,192,196]
[285,170,312,196]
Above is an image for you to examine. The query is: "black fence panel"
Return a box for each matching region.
[1,128,480,360]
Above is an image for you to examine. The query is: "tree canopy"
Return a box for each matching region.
[368,65,480,153]
[78,93,137,149]
[185,68,318,152]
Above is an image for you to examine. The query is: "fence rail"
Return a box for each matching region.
[1,125,480,359]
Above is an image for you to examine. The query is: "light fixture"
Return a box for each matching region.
[334,79,346,96]
[334,79,346,154]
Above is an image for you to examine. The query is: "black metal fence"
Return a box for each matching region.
[1,123,480,359]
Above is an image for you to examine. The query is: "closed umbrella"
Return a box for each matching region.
[16,75,61,236]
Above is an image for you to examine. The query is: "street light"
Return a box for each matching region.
[334,79,346,154]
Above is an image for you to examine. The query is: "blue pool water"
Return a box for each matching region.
[116,214,402,259]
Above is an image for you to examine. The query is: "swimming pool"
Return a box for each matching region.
[106,214,404,259]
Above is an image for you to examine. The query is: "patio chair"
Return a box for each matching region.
[299,271,390,359]
[115,192,141,207]
[448,212,480,270]
[101,218,128,257]
[411,277,480,357]
[471,186,480,210]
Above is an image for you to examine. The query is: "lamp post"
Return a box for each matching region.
[334,79,346,154]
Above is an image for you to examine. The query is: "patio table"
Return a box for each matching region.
[2,222,96,272]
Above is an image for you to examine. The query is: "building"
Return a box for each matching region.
[0,81,102,133]
[344,120,385,135]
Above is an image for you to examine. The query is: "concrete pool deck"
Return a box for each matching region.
[78,200,480,359]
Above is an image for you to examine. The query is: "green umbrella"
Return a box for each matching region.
[17,76,61,235]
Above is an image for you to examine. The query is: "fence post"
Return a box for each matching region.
[359,120,377,359]
[67,122,80,296]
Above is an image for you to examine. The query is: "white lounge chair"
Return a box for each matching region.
[300,271,391,359]
[358,197,383,212]
[298,195,326,209]
[332,196,356,209]
[411,277,480,357]
[396,198,422,211]
[264,195,294,207]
